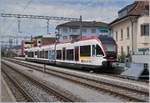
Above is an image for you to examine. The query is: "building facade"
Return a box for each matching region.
[56,21,109,42]
[32,35,56,47]
[110,1,149,56]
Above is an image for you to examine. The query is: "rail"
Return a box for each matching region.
[3,58,149,102]
[2,65,35,102]
[2,60,84,102]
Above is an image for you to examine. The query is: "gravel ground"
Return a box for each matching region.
[2,59,125,102]
[15,59,148,93]
[2,72,27,101]
[2,63,63,102]
[22,81,59,102]
[16,59,148,89]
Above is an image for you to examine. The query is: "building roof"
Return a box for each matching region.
[33,35,56,39]
[56,21,108,29]
[110,1,149,26]
[118,2,136,15]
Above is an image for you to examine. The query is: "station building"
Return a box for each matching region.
[110,1,149,56]
[56,21,110,42]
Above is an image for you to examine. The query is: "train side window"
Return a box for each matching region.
[92,45,96,56]
[40,51,42,58]
[62,47,66,60]
[44,51,48,59]
[75,46,79,61]
[80,45,91,56]
[66,49,74,60]
[56,50,62,60]
[42,50,45,58]
[35,51,37,55]
[25,51,27,55]
[96,45,104,56]
[31,52,34,57]
[37,51,40,58]
[27,52,29,57]
[28,52,34,57]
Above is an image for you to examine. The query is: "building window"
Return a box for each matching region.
[145,5,149,10]
[80,45,91,56]
[115,31,118,41]
[70,35,79,40]
[121,46,123,55]
[127,46,130,55]
[63,36,67,40]
[72,28,77,33]
[121,29,123,40]
[38,41,41,43]
[127,27,130,39]
[69,28,71,32]
[62,28,68,33]
[91,28,96,33]
[141,24,149,36]
[82,28,87,33]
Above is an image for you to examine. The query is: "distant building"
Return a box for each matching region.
[32,35,56,47]
[10,45,22,56]
[56,21,109,41]
[110,1,149,56]
[21,41,32,56]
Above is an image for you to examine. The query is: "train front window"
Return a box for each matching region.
[98,35,116,52]
[103,44,116,52]
[96,45,104,56]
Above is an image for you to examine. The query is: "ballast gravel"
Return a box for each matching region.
[3,60,125,102]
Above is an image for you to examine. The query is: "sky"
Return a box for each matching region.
[0,0,134,44]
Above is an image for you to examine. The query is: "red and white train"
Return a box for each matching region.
[25,35,117,69]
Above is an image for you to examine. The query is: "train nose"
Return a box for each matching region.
[102,61,108,67]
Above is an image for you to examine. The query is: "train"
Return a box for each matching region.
[25,35,117,69]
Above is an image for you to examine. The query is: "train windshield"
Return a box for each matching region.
[98,35,116,52]
[103,44,116,52]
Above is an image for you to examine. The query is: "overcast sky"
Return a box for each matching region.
[0,0,134,44]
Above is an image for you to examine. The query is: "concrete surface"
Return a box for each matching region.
[1,76,16,102]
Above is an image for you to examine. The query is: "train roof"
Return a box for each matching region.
[26,35,114,51]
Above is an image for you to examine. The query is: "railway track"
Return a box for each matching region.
[2,61,84,102]
[2,71,34,102]
[3,58,149,102]
[14,57,149,83]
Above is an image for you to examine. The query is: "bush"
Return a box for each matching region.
[118,52,126,63]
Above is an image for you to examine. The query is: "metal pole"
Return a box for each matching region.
[43,64,46,72]
[130,17,135,55]
[54,32,58,62]
[79,15,82,39]
[47,19,49,34]
[17,17,21,33]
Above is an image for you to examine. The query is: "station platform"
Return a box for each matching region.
[1,76,16,102]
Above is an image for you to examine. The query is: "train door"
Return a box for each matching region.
[63,47,66,60]
[75,46,79,61]
[48,50,55,61]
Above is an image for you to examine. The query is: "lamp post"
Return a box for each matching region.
[79,15,82,39]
